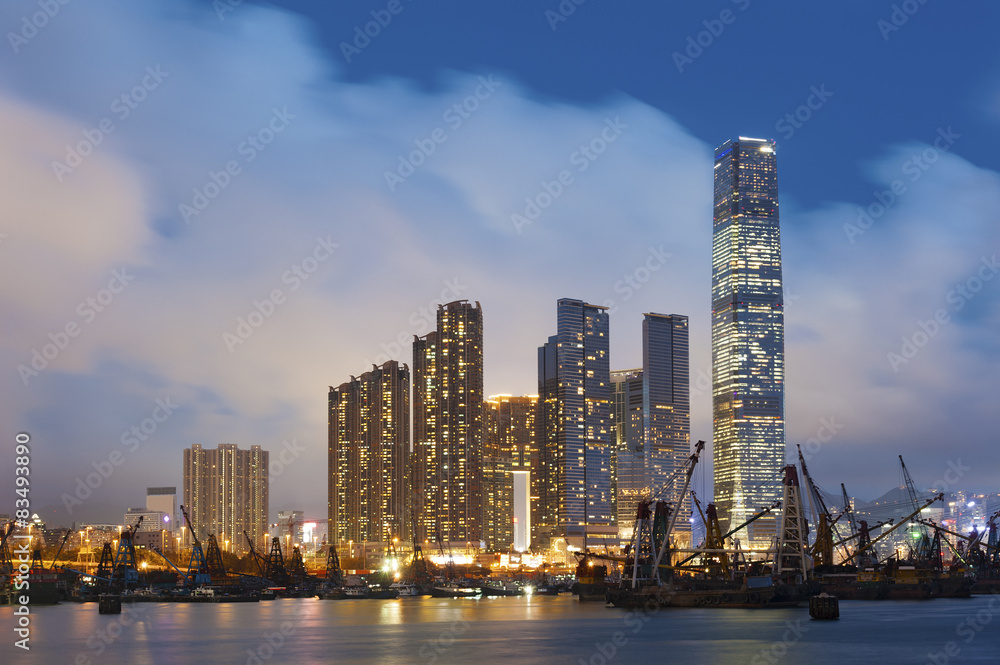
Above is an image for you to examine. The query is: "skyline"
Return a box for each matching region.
[3,0,999,528]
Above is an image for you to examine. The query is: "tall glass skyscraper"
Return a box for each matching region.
[643,313,691,544]
[537,298,615,550]
[712,137,785,549]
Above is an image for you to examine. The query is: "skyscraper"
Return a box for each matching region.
[182,443,268,554]
[643,313,691,544]
[412,300,484,547]
[328,361,410,546]
[537,298,615,551]
[484,394,539,551]
[712,136,785,548]
[610,368,646,540]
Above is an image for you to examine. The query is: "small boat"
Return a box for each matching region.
[390,582,422,597]
[480,581,524,597]
[431,582,482,598]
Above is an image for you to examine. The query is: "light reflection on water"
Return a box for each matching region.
[5,594,1000,665]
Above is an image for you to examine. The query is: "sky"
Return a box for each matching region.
[1,0,998,528]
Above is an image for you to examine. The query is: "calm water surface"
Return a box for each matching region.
[4,594,1000,664]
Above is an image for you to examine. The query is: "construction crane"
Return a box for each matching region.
[844,494,943,565]
[47,529,73,570]
[109,516,143,588]
[0,521,15,576]
[244,530,269,580]
[840,484,859,538]
[179,505,211,586]
[899,455,932,558]
[795,446,850,566]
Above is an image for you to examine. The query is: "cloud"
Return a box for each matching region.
[0,0,996,522]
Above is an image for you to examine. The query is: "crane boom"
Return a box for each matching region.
[845,494,942,563]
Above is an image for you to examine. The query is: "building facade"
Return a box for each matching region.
[182,443,268,553]
[146,487,177,531]
[328,361,410,547]
[643,313,691,543]
[484,394,539,552]
[610,369,646,539]
[712,136,785,548]
[412,300,485,547]
[537,298,615,551]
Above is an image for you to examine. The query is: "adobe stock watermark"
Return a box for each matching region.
[797,416,844,462]
[73,604,148,661]
[340,0,415,63]
[843,126,959,243]
[242,622,295,665]
[362,277,467,367]
[774,85,833,141]
[214,0,244,20]
[180,107,295,224]
[878,0,931,41]
[224,236,339,353]
[7,0,72,53]
[51,66,170,182]
[61,397,180,514]
[578,597,662,665]
[672,0,752,73]
[268,439,305,481]
[887,254,998,372]
[923,593,1000,665]
[750,620,808,665]
[18,268,135,386]
[601,246,673,315]
[511,117,628,234]
[929,459,971,494]
[385,75,502,192]
[419,619,470,663]
[544,0,590,31]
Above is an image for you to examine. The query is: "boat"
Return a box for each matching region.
[430,582,482,598]
[480,580,524,597]
[390,582,422,597]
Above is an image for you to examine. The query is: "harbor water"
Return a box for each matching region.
[4,594,1000,664]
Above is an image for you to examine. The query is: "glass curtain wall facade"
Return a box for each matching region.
[537,298,614,549]
[711,137,785,549]
[643,313,692,544]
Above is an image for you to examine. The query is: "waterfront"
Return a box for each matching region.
[4,595,1000,664]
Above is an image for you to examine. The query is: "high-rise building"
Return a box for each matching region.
[412,300,484,547]
[537,298,615,551]
[712,136,785,548]
[484,395,539,551]
[146,487,177,531]
[610,369,646,540]
[643,313,691,544]
[182,444,268,554]
[328,361,410,547]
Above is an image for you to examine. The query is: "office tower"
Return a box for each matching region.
[643,313,691,544]
[412,300,484,547]
[146,487,177,531]
[610,369,646,540]
[712,136,785,548]
[182,443,268,553]
[537,298,615,551]
[328,361,410,547]
[484,395,539,551]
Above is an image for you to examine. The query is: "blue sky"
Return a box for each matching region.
[1,0,998,526]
